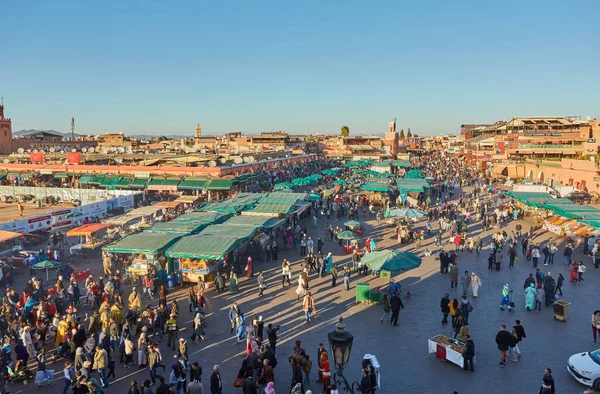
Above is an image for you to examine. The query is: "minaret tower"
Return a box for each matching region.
[195,124,202,138]
[0,96,13,154]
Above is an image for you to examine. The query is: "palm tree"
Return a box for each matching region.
[340,125,350,137]
[399,128,405,139]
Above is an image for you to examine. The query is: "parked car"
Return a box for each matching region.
[566,191,592,204]
[568,349,600,390]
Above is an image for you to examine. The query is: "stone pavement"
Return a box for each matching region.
[13,200,598,394]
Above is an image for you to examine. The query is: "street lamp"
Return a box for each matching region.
[327,317,361,394]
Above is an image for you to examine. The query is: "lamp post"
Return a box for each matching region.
[327,317,361,394]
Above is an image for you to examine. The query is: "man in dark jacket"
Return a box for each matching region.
[523,274,535,290]
[389,291,404,327]
[440,293,450,325]
[242,374,257,394]
[463,335,475,372]
[513,319,526,356]
[359,368,372,394]
[495,324,512,367]
[210,365,222,394]
[540,368,555,394]
[266,323,280,353]
[542,273,556,308]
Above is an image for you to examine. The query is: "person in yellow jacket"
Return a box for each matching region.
[128,287,141,312]
[110,302,123,325]
[55,316,69,347]
[92,345,109,387]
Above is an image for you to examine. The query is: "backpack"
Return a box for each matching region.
[466,303,473,313]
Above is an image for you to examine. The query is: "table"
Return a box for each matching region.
[70,243,84,255]
[428,337,465,368]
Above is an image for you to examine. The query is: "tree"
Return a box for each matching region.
[340,125,350,137]
[407,128,412,138]
[413,134,419,137]
[399,128,405,139]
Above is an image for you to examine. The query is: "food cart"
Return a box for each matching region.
[428,334,466,368]
[102,232,182,280]
[166,235,245,283]
[67,223,116,251]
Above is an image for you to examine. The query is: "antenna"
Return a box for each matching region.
[70,117,75,140]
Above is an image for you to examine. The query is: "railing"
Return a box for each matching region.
[518,144,580,149]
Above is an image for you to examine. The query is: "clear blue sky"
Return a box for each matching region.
[2,0,599,136]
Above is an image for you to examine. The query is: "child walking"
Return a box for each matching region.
[381,295,391,323]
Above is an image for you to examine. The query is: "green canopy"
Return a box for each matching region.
[388,208,427,219]
[78,175,92,184]
[224,215,286,229]
[174,211,231,224]
[200,201,253,214]
[362,250,422,271]
[33,260,60,270]
[88,175,105,185]
[245,203,296,216]
[273,182,294,190]
[206,179,235,191]
[145,221,208,235]
[333,180,347,185]
[115,177,133,188]
[166,235,245,260]
[200,224,257,240]
[178,178,208,191]
[362,183,389,192]
[103,233,182,254]
[54,173,69,179]
[322,169,336,176]
[337,230,357,240]
[391,160,411,168]
[344,220,361,228]
[128,178,148,189]
[307,193,321,201]
[404,169,423,179]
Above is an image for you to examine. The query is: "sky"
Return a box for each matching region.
[1,1,599,137]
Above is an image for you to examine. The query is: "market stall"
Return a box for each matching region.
[428,334,466,368]
[104,206,165,232]
[165,235,245,283]
[173,211,231,225]
[0,230,23,259]
[145,220,208,235]
[102,232,182,279]
[67,223,116,250]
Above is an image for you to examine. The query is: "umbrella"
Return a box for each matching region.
[344,220,361,228]
[32,260,61,281]
[362,250,422,272]
[307,193,321,201]
[274,182,294,190]
[425,176,435,181]
[333,180,347,185]
[337,230,357,240]
[322,169,335,176]
[292,178,309,186]
[388,208,427,219]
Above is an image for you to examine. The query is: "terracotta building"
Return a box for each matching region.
[0,102,13,154]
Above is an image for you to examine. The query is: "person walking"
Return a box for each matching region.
[463,335,475,372]
[539,368,555,394]
[548,242,557,265]
[534,283,544,312]
[471,272,481,298]
[525,283,536,311]
[532,244,541,268]
[281,260,291,287]
[555,273,564,296]
[257,272,266,297]
[542,273,556,308]
[564,243,573,266]
[460,271,471,296]
[507,328,521,363]
[330,265,338,287]
[302,292,316,323]
[449,263,458,288]
[389,291,404,327]
[440,293,450,325]
[513,320,526,355]
[495,324,512,367]
[343,265,351,291]
[508,244,517,268]
[381,294,391,323]
[578,261,587,282]
[592,311,600,342]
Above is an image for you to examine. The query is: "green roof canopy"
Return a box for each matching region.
[20,174,33,179]
[128,178,148,189]
[206,179,235,191]
[173,211,231,224]
[199,224,257,240]
[223,215,286,229]
[391,160,412,167]
[166,235,245,260]
[102,233,182,254]
[145,221,208,235]
[178,178,209,191]
[200,201,253,214]
[100,176,119,187]
[78,175,92,184]
[244,203,296,216]
[0,174,6,180]
[148,178,180,186]
[116,177,133,187]
[88,175,105,185]
[54,173,68,179]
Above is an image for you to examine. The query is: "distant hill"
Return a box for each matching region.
[14,129,81,138]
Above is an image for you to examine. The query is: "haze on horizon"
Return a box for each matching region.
[1,1,599,137]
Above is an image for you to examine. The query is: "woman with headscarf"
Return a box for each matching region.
[229,271,239,294]
[295,275,307,302]
[525,283,536,311]
[470,272,481,298]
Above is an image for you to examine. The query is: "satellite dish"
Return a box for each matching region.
[49,147,55,153]
[126,148,132,154]
[117,147,125,153]
[243,157,250,163]
[60,150,65,154]
[88,147,95,153]
[248,156,255,163]
[200,149,206,154]
[39,150,45,154]
[33,149,38,153]
[219,158,227,164]
[26,149,31,153]
[3,159,9,164]
[71,149,77,153]
[101,147,108,154]
[81,148,87,153]
[17,148,24,154]
[233,157,243,164]
[208,161,217,167]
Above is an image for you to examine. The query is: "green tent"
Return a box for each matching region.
[273,182,294,190]
[404,169,423,179]
[145,221,208,235]
[174,211,231,224]
[307,193,321,201]
[166,235,245,260]
[333,180,348,185]
[200,224,257,240]
[362,250,422,271]
[103,233,182,254]
[223,215,286,229]
[337,230,357,240]
[344,220,361,228]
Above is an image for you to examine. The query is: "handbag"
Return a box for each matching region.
[514,257,519,263]
[233,377,244,388]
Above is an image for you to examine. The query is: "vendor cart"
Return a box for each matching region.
[428,334,467,368]
[554,300,571,322]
